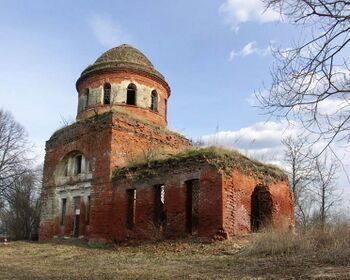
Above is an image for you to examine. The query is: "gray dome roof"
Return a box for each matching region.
[78,45,167,88]
[94,44,154,68]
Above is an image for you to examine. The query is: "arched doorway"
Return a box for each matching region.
[251,185,273,232]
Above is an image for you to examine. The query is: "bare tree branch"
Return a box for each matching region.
[260,0,350,156]
[0,109,32,199]
[312,152,342,227]
[283,136,341,228]
[283,136,315,227]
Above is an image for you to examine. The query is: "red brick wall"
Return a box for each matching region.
[39,116,112,239]
[269,181,295,229]
[110,113,192,167]
[40,107,293,243]
[164,178,188,239]
[222,169,294,236]
[111,165,224,242]
[76,71,169,127]
[197,166,224,239]
[39,111,192,241]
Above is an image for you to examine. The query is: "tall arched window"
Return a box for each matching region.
[151,90,158,112]
[127,83,136,105]
[103,83,111,105]
[85,88,90,109]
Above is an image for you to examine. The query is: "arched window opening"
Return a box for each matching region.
[55,152,92,186]
[75,155,82,175]
[251,185,273,232]
[85,88,90,108]
[151,90,158,112]
[127,84,136,105]
[63,163,68,176]
[103,83,111,105]
[58,153,90,177]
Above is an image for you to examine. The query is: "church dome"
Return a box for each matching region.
[95,44,154,67]
[75,44,171,127]
[78,44,166,83]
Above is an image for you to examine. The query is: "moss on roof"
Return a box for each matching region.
[113,146,287,182]
[94,44,154,67]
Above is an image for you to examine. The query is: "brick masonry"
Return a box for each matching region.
[39,111,192,241]
[76,71,169,127]
[39,44,294,243]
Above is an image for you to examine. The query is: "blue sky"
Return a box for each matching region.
[0,0,294,148]
[1,1,349,207]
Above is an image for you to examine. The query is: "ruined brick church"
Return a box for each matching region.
[39,44,294,242]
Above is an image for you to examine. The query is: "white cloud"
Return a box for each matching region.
[200,120,298,159]
[88,15,131,48]
[317,98,350,115]
[199,120,350,208]
[229,41,272,61]
[219,0,280,31]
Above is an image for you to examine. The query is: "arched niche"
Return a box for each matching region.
[251,185,273,232]
[54,151,92,186]
[127,83,137,105]
[151,90,158,112]
[103,83,111,105]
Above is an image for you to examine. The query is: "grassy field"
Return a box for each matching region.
[1,229,350,280]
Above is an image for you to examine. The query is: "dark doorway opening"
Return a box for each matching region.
[251,185,273,232]
[60,198,67,226]
[127,189,136,229]
[154,185,166,233]
[186,179,199,235]
[86,195,91,225]
[73,196,81,238]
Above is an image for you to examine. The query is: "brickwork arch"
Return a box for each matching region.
[251,185,273,232]
[54,151,92,186]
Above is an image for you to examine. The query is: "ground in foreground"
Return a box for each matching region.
[0,235,349,280]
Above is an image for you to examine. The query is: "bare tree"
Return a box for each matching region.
[1,167,41,240]
[282,136,315,227]
[0,109,31,199]
[312,153,341,228]
[260,1,350,155]
[283,136,341,228]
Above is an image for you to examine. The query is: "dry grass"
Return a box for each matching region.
[246,223,350,266]
[113,146,287,183]
[125,148,168,167]
[1,226,350,280]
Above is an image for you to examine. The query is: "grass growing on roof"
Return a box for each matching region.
[113,146,286,182]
